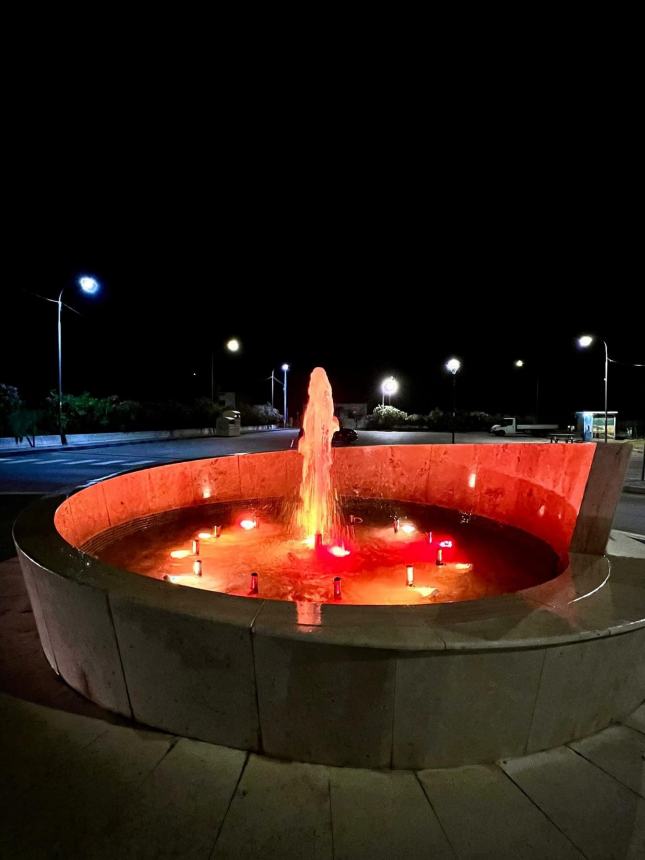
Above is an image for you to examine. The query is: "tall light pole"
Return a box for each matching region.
[578,335,609,443]
[56,275,100,444]
[445,358,461,444]
[281,364,289,426]
[380,376,399,407]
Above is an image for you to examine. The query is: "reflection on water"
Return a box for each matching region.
[95,498,562,606]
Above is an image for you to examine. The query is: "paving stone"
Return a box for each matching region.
[418,763,582,858]
[212,755,333,860]
[501,746,645,859]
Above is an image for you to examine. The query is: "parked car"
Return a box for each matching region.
[290,427,358,448]
[332,427,358,445]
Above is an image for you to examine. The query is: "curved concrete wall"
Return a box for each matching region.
[15,442,643,770]
[55,444,598,559]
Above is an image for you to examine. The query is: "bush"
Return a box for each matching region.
[367,405,409,430]
[239,402,282,426]
[0,383,21,435]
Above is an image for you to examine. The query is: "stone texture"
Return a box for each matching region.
[0,693,110,803]
[418,763,583,858]
[624,703,645,735]
[252,598,446,651]
[212,755,333,859]
[501,746,645,859]
[238,450,295,499]
[571,441,633,555]
[528,627,645,752]
[110,590,260,749]
[253,634,396,767]
[570,725,645,798]
[393,648,545,768]
[2,721,172,856]
[93,738,247,859]
[16,552,58,673]
[22,555,132,716]
[330,766,453,859]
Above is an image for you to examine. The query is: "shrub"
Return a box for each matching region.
[367,405,409,430]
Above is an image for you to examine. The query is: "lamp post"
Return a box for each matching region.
[380,376,399,407]
[514,359,540,420]
[210,338,240,403]
[445,358,461,444]
[56,275,100,444]
[281,364,289,426]
[578,335,609,443]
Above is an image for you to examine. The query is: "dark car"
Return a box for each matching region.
[291,427,358,448]
[332,427,358,445]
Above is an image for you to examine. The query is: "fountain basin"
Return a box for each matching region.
[15,442,645,769]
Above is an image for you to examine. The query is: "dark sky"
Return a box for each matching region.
[2,131,643,425]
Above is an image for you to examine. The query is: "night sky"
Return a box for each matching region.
[2,164,643,425]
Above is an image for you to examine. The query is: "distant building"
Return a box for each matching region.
[335,402,368,429]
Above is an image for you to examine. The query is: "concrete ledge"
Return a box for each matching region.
[13,444,645,768]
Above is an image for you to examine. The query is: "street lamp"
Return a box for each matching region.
[211,338,241,402]
[57,275,100,444]
[578,335,609,443]
[381,376,399,407]
[281,364,289,426]
[445,358,461,444]
[514,359,540,420]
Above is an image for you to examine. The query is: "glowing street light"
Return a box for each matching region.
[381,376,399,406]
[78,276,100,295]
[445,358,461,444]
[56,275,101,444]
[577,334,609,443]
[211,338,241,402]
[514,359,540,420]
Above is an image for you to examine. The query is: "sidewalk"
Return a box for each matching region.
[4,687,644,859]
[2,554,645,858]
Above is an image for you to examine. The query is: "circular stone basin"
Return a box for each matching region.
[93,498,561,605]
[13,443,645,771]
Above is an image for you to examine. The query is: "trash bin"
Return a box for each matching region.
[215,409,241,437]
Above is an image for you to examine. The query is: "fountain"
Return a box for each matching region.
[86,367,562,605]
[13,369,642,770]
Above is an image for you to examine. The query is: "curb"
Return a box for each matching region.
[624,482,645,496]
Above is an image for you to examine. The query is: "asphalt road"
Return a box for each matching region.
[1,430,643,534]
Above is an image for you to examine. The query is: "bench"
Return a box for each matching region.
[549,433,579,443]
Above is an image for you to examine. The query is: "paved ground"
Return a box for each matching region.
[1,552,645,859]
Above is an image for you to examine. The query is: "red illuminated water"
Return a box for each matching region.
[294,367,341,547]
[94,499,561,605]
